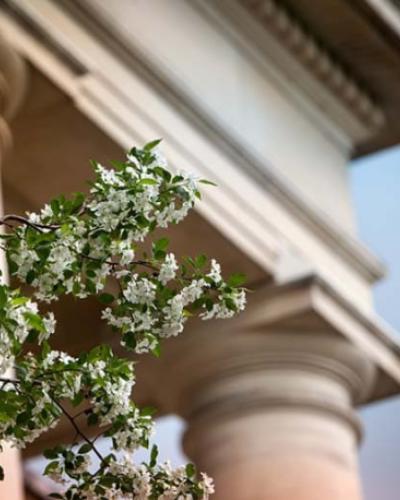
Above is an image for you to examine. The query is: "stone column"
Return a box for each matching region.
[0,36,26,500]
[172,330,375,500]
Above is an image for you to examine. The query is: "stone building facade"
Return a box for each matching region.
[1,1,400,499]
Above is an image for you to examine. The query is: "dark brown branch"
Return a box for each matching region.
[0,376,105,465]
[50,397,104,464]
[0,215,60,232]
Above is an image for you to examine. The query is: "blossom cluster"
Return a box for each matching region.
[0,283,55,375]
[45,448,214,500]
[0,345,150,451]
[4,141,202,303]
[0,141,246,498]
[102,254,246,355]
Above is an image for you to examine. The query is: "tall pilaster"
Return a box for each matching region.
[0,35,26,500]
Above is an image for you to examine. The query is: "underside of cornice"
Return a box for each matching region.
[238,0,385,136]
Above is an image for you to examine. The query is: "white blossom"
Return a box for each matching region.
[181,279,207,306]
[148,148,168,169]
[123,276,156,306]
[208,259,222,284]
[158,253,178,285]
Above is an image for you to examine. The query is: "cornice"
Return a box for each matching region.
[366,0,400,38]
[238,0,385,133]
[0,0,385,287]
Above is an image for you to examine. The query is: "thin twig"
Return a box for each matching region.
[50,397,104,464]
[0,215,59,232]
[0,376,105,464]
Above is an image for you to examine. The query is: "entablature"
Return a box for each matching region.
[0,0,385,313]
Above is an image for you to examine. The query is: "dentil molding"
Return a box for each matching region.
[237,0,385,134]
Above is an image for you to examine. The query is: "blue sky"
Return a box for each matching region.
[351,146,400,500]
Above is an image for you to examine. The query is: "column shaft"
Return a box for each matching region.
[175,331,375,500]
[0,35,26,500]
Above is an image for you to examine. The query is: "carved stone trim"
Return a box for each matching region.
[185,392,364,444]
[0,0,385,285]
[239,0,385,131]
[169,332,373,457]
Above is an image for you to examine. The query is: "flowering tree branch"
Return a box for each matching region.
[0,140,246,499]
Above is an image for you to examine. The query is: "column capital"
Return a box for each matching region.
[167,327,372,500]
[135,273,395,413]
[174,332,374,441]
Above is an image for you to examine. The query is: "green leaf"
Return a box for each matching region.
[26,269,36,285]
[152,237,169,260]
[111,160,127,171]
[151,342,161,358]
[150,444,159,467]
[225,297,236,311]
[123,331,136,351]
[24,312,46,333]
[41,341,51,358]
[26,330,39,343]
[43,448,59,460]
[43,445,64,460]
[50,198,60,215]
[186,463,196,478]
[86,279,96,295]
[185,256,195,267]
[144,139,162,151]
[8,259,18,275]
[98,293,114,305]
[10,296,29,308]
[195,254,207,268]
[87,413,99,426]
[44,461,59,475]
[138,178,159,186]
[72,392,84,407]
[141,406,156,417]
[227,273,246,287]
[153,250,166,260]
[78,443,92,454]
[71,192,85,213]
[49,494,64,499]
[153,166,171,182]
[199,179,217,186]
[0,287,7,309]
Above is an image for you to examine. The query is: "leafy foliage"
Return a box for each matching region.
[0,142,246,499]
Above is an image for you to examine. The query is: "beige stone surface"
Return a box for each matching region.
[0,444,25,500]
[0,34,26,500]
[210,454,362,500]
